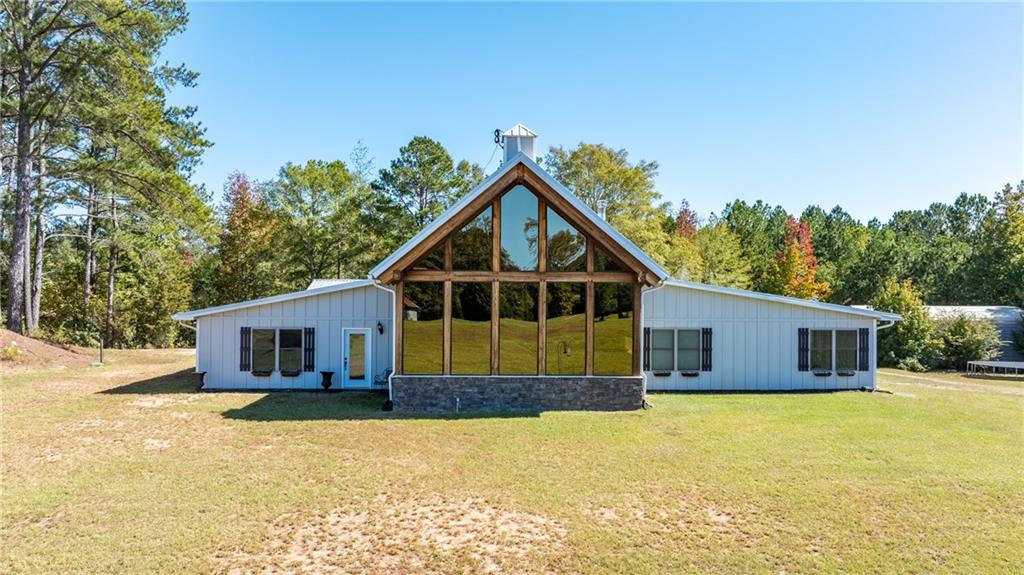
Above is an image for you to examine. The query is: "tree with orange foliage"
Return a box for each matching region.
[764,216,830,299]
[215,173,284,303]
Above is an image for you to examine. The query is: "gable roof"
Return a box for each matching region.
[368,152,670,282]
[171,279,377,321]
[665,279,902,321]
[504,123,538,138]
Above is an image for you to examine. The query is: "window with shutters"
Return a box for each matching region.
[650,330,675,371]
[278,329,303,376]
[676,329,701,371]
[836,330,858,371]
[252,329,276,374]
[810,330,833,371]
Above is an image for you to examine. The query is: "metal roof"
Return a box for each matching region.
[665,279,902,321]
[171,279,378,321]
[925,305,1022,322]
[368,152,671,281]
[503,123,538,138]
[306,278,360,290]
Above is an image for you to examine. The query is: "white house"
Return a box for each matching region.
[173,124,900,411]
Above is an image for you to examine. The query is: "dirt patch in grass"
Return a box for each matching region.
[0,328,93,371]
[214,495,566,574]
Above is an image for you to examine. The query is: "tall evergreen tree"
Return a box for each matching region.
[371,136,481,241]
[695,222,751,289]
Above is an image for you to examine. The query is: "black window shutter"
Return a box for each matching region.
[240,327,251,371]
[701,327,713,372]
[858,327,869,371]
[642,327,651,371]
[304,327,315,372]
[798,328,809,372]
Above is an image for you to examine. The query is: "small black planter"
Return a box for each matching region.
[320,371,335,390]
[381,400,394,412]
[193,371,206,391]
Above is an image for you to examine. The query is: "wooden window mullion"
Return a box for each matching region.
[538,280,547,374]
[585,280,594,376]
[538,199,547,273]
[444,236,452,273]
[491,199,501,273]
[632,283,642,375]
[394,281,404,375]
[491,279,500,375]
[443,280,452,375]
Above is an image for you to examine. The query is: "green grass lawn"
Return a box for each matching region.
[2,353,1021,574]
[879,368,1024,390]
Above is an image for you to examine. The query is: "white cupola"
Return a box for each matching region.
[502,123,538,162]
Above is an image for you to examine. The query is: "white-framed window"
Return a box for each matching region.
[250,328,304,376]
[676,329,701,371]
[835,330,858,371]
[810,329,860,372]
[651,329,675,371]
[650,328,702,372]
[810,329,833,371]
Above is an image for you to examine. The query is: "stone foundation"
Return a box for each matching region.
[391,376,644,413]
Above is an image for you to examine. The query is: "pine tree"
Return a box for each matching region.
[695,222,751,288]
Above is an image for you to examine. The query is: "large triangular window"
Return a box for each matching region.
[499,185,539,271]
[546,206,586,272]
[451,207,492,271]
[411,242,445,271]
[594,245,626,272]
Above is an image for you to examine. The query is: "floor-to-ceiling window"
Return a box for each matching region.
[398,183,641,377]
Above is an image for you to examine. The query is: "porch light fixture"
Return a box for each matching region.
[377,321,384,335]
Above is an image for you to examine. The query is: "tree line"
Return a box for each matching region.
[3,4,1021,357]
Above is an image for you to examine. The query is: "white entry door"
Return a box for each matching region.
[342,328,371,388]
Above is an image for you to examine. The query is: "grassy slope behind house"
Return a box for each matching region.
[2,351,1022,574]
[403,313,633,375]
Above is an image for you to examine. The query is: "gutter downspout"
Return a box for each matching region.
[639,280,669,408]
[374,280,397,402]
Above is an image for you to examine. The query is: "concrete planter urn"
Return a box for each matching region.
[320,371,335,390]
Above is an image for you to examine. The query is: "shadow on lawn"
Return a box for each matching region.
[221,392,541,421]
[101,368,196,394]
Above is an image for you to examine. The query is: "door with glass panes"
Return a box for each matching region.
[342,328,371,388]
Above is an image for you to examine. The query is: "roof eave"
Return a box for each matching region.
[664,279,902,321]
[171,279,377,321]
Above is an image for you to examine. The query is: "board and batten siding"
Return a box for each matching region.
[643,284,877,391]
[196,284,393,390]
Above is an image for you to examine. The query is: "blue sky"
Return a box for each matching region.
[162,2,1022,223]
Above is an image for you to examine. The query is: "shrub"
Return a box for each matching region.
[871,278,942,369]
[895,357,928,373]
[0,341,22,362]
[933,313,1002,370]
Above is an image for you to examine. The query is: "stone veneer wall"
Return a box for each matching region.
[391,376,644,413]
